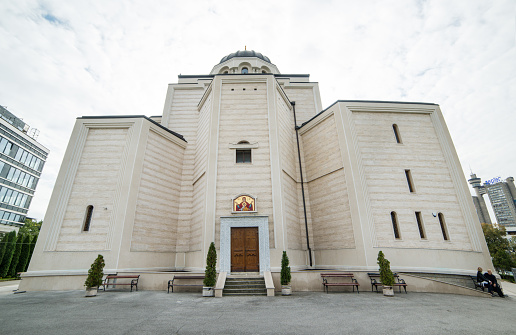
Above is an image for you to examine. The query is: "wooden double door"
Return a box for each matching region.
[231,227,259,272]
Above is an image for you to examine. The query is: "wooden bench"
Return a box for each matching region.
[367,273,407,293]
[102,275,139,292]
[471,276,503,291]
[321,273,359,294]
[167,275,205,293]
[471,276,486,291]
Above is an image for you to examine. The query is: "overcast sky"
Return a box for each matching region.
[1,0,515,221]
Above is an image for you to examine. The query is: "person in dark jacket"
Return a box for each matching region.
[484,269,505,297]
[476,267,489,288]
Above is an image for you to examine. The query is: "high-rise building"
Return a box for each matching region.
[468,173,492,224]
[0,106,49,236]
[468,174,516,235]
[21,50,492,292]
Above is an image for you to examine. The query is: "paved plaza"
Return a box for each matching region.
[1,280,516,334]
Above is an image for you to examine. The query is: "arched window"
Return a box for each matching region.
[438,213,449,240]
[83,205,94,232]
[415,211,426,239]
[392,124,402,143]
[241,67,248,74]
[391,211,401,239]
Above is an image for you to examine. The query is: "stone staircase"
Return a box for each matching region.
[223,276,267,296]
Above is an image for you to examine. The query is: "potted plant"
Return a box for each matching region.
[377,250,395,297]
[84,254,105,297]
[281,251,292,296]
[203,242,217,297]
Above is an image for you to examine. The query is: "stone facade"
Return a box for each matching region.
[20,51,493,291]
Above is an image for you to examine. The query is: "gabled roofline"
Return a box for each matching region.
[78,115,187,142]
[298,100,439,129]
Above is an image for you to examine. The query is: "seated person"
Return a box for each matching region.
[476,267,489,288]
[484,269,505,297]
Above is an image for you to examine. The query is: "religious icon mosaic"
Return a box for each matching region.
[233,194,256,212]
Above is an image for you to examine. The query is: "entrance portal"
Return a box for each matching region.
[231,227,259,272]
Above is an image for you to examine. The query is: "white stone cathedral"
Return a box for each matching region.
[20,50,493,293]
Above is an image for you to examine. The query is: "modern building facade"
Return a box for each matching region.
[20,50,493,292]
[0,106,48,237]
[468,174,516,235]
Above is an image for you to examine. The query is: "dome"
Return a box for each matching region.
[219,50,271,64]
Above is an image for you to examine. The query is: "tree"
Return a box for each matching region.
[8,233,24,278]
[481,224,516,273]
[377,250,395,286]
[203,242,217,287]
[84,254,105,288]
[24,234,38,272]
[18,219,42,237]
[281,251,291,285]
[0,231,17,278]
[16,235,31,275]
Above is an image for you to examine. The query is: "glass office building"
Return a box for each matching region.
[0,105,48,236]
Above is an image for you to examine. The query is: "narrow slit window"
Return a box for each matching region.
[83,205,94,232]
[438,213,449,240]
[391,211,401,239]
[236,149,251,163]
[393,124,402,143]
[405,169,415,192]
[415,211,426,239]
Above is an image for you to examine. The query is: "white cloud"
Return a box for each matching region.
[0,0,514,222]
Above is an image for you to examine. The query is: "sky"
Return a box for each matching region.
[0,0,515,222]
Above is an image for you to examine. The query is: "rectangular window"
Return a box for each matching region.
[21,194,28,208]
[391,211,401,239]
[0,138,7,152]
[34,159,41,171]
[405,169,415,192]
[6,167,15,180]
[4,189,13,204]
[15,148,23,161]
[20,151,28,164]
[3,142,12,155]
[438,213,449,241]
[415,211,426,239]
[236,149,252,163]
[13,169,21,183]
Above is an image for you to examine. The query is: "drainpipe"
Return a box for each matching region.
[292,101,313,267]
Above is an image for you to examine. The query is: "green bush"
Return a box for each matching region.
[203,242,217,287]
[281,251,291,285]
[25,234,37,272]
[500,274,515,283]
[0,231,17,278]
[8,233,24,278]
[16,235,32,275]
[377,250,395,287]
[84,254,105,288]
[0,233,9,266]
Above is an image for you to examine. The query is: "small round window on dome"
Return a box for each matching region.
[241,68,248,74]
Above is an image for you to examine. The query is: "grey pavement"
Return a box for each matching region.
[0,282,515,335]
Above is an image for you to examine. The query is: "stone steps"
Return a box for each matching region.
[223,277,267,296]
